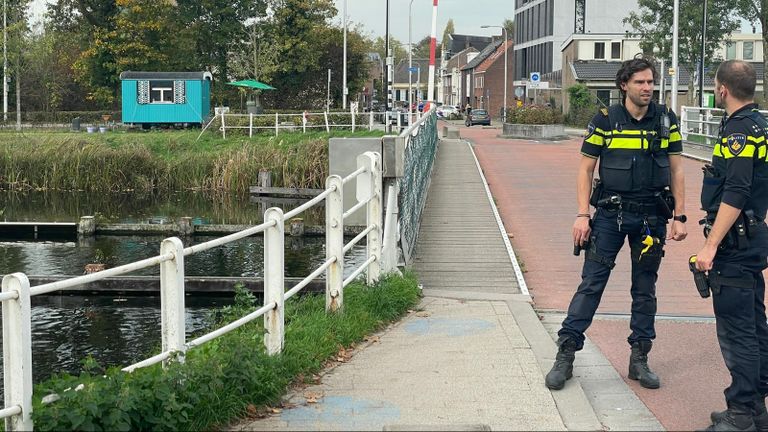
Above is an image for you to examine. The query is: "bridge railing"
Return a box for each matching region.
[0,151,394,431]
[679,105,768,148]
[396,107,438,264]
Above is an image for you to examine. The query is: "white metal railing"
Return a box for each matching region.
[0,151,394,431]
[679,106,768,148]
[202,111,392,139]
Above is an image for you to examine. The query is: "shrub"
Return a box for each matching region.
[505,105,563,125]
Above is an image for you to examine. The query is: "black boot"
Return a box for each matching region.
[628,340,660,389]
[712,400,768,432]
[545,337,577,390]
[704,404,757,431]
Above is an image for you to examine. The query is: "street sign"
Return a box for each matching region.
[529,72,541,88]
[408,67,419,73]
[514,87,524,98]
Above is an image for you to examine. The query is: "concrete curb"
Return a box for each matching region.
[506,300,604,431]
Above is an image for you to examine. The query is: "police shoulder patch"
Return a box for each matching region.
[586,122,596,138]
[726,133,747,155]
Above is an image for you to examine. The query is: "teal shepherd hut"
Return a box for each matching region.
[120,71,212,127]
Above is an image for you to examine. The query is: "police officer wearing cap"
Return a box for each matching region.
[696,60,768,432]
[545,56,688,391]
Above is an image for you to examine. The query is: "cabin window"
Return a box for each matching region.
[137,80,186,104]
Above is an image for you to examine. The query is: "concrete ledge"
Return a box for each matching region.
[442,125,460,139]
[501,123,569,141]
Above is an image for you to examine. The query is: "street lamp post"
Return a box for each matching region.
[699,0,707,107]
[408,0,414,122]
[481,25,507,123]
[671,0,679,111]
[342,0,348,109]
[653,46,665,105]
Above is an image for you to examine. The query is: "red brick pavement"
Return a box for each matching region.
[459,124,745,430]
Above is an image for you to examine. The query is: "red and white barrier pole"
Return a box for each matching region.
[426,0,438,104]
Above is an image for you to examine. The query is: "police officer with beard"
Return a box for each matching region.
[545,56,688,391]
[696,60,768,432]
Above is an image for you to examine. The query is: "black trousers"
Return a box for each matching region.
[712,223,768,406]
[559,208,667,350]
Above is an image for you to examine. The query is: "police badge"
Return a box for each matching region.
[726,133,747,156]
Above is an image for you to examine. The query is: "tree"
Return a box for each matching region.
[734,0,767,102]
[624,0,740,105]
[411,35,432,60]
[503,19,514,39]
[441,18,454,47]
[370,36,407,68]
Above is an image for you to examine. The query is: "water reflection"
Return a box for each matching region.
[0,191,323,225]
[1,296,230,385]
[0,235,366,277]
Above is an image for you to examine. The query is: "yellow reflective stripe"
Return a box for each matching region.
[669,131,682,141]
[594,127,609,136]
[611,129,645,136]
[670,124,679,131]
[748,135,766,144]
[720,143,756,159]
[713,144,724,158]
[660,138,669,149]
[585,135,604,145]
[606,137,644,149]
[760,145,767,160]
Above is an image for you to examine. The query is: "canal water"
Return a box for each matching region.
[0,191,368,388]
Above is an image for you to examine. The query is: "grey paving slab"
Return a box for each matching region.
[234,298,567,431]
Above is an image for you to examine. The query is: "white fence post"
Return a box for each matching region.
[357,152,382,284]
[324,112,330,133]
[275,113,279,137]
[2,273,33,431]
[221,112,227,139]
[249,113,253,138]
[325,175,344,312]
[369,111,374,131]
[264,207,285,355]
[160,237,186,365]
[351,108,356,132]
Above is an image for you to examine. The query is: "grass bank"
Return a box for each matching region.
[31,273,420,431]
[0,129,385,194]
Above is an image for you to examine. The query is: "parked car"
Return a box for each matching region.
[437,105,459,119]
[465,109,491,126]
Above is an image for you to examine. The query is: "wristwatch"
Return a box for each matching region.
[673,214,687,223]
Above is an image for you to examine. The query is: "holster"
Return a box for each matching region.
[654,189,674,220]
[589,179,604,208]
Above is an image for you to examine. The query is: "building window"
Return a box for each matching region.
[744,41,754,60]
[726,42,736,60]
[611,42,621,59]
[575,0,585,34]
[475,76,484,88]
[597,90,611,107]
[594,42,605,59]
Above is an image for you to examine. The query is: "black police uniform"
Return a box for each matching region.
[701,103,768,410]
[558,101,683,349]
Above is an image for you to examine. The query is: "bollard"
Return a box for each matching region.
[259,170,272,188]
[78,216,96,237]
[289,218,304,237]
[177,217,194,236]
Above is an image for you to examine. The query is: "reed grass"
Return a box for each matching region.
[0,129,384,194]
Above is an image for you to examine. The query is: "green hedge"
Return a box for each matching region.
[505,105,563,125]
[31,273,421,431]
